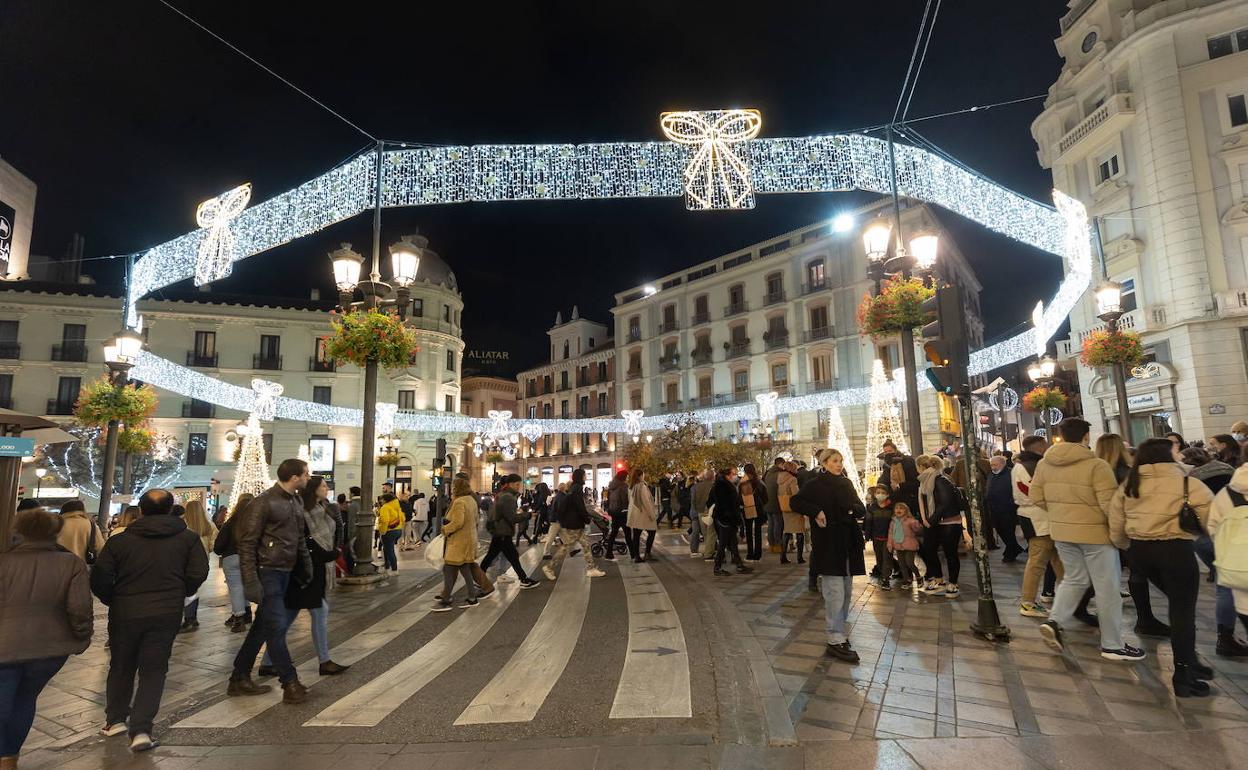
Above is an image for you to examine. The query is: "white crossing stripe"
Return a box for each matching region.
[610,560,691,719]
[303,547,544,727]
[453,557,589,724]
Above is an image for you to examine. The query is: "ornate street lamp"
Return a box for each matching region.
[1028,355,1059,444]
[97,328,146,527]
[1094,279,1133,443]
[34,467,46,497]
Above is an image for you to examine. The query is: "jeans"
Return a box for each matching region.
[221,554,248,616]
[1021,535,1063,604]
[629,528,655,560]
[263,599,331,665]
[1194,535,1237,629]
[821,575,853,645]
[481,535,530,581]
[1129,539,1200,665]
[689,513,703,553]
[542,522,563,556]
[381,529,401,570]
[936,524,963,585]
[183,597,199,624]
[744,517,764,560]
[106,614,181,735]
[233,569,296,684]
[713,522,743,570]
[1051,542,1124,651]
[552,528,595,570]
[767,512,784,552]
[0,656,67,756]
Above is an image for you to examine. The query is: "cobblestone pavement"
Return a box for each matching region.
[19,529,1248,769]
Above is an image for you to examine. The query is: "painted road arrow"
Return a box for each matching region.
[630,646,680,656]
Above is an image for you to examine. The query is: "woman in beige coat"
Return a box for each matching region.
[626,468,658,563]
[778,462,804,564]
[432,478,480,612]
[180,499,217,633]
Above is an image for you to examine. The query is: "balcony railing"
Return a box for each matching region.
[763,289,786,307]
[804,379,839,394]
[0,343,20,360]
[627,329,643,343]
[253,354,283,370]
[658,355,681,372]
[1057,93,1134,158]
[1075,309,1139,343]
[186,351,219,368]
[691,348,713,366]
[626,367,643,380]
[51,343,88,363]
[310,357,336,372]
[724,301,749,318]
[691,311,711,326]
[658,319,679,334]
[46,399,75,416]
[182,402,216,419]
[803,326,834,343]
[800,278,829,296]
[764,331,790,351]
[726,340,751,359]
[660,401,682,412]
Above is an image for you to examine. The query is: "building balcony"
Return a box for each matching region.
[803,326,834,343]
[800,278,829,296]
[726,340,751,359]
[1056,93,1134,161]
[1216,289,1248,317]
[763,289,786,307]
[310,357,336,373]
[1074,309,1142,344]
[803,379,839,394]
[660,400,682,412]
[764,331,790,351]
[186,351,218,368]
[689,395,715,409]
[724,301,749,318]
[691,311,711,326]
[627,329,643,343]
[625,367,643,381]
[690,348,713,366]
[658,355,681,372]
[46,399,75,416]
[0,343,20,360]
[253,354,283,371]
[658,319,679,334]
[51,343,88,363]
[182,401,216,419]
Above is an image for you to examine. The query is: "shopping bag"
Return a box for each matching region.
[425,534,447,570]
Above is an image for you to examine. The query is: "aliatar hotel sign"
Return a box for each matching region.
[464,349,511,371]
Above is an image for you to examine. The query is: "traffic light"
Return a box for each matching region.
[920,284,970,397]
[434,438,446,467]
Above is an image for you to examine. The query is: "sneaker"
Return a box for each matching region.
[880,581,892,591]
[922,581,947,594]
[430,600,454,612]
[825,642,860,663]
[476,587,496,599]
[736,565,753,574]
[1039,620,1065,652]
[461,598,480,609]
[129,733,157,752]
[227,676,272,697]
[519,578,540,589]
[1019,602,1048,618]
[542,565,556,581]
[713,569,731,576]
[586,568,607,578]
[497,575,515,584]
[899,582,912,590]
[1038,592,1054,606]
[282,679,308,704]
[99,722,128,737]
[1100,644,1146,662]
[945,585,960,597]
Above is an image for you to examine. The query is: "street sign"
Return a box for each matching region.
[0,437,35,457]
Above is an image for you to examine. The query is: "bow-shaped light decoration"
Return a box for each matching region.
[660,109,761,210]
[375,403,399,437]
[519,423,543,443]
[485,410,512,444]
[1130,362,1161,379]
[250,378,284,422]
[195,183,252,286]
[756,391,780,422]
[621,410,644,442]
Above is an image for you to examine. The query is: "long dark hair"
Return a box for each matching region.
[300,475,327,512]
[1123,438,1175,498]
[1213,434,1243,467]
[742,462,759,488]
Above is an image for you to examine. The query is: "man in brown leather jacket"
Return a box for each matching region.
[227,459,312,703]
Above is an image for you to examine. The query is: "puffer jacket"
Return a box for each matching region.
[89,514,209,619]
[441,494,479,565]
[1028,442,1119,545]
[1011,450,1049,536]
[1108,463,1213,548]
[235,483,313,602]
[376,499,404,534]
[56,509,103,563]
[1208,465,1248,614]
[606,477,629,514]
[0,541,93,663]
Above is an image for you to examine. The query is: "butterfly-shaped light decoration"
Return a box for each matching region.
[660,109,761,210]
[621,410,644,440]
[486,410,512,444]
[250,378,284,422]
[756,391,780,422]
[195,183,252,286]
[375,403,399,437]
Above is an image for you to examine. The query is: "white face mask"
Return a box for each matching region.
[1235,433,1247,443]
[874,494,889,503]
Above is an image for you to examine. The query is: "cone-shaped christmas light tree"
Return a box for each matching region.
[865,359,909,484]
[228,415,271,510]
[826,405,865,499]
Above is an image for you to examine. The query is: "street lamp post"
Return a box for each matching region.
[864,219,939,455]
[330,149,422,575]
[1027,355,1058,444]
[1095,280,1134,444]
[96,329,145,529]
[34,467,46,497]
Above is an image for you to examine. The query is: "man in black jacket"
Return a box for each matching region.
[227,458,312,703]
[480,475,539,588]
[542,469,606,581]
[90,489,209,752]
[709,468,752,576]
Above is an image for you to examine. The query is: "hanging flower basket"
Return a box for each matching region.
[117,427,155,455]
[1079,329,1144,368]
[74,378,158,428]
[1023,387,1067,413]
[485,451,505,464]
[856,276,936,339]
[376,450,401,467]
[325,309,419,369]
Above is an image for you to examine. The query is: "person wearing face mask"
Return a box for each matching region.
[863,486,895,590]
[1230,422,1248,455]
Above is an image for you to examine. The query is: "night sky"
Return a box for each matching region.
[1,0,1070,374]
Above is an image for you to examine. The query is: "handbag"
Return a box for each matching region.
[84,522,99,566]
[701,503,714,527]
[1178,476,1205,536]
[425,533,447,570]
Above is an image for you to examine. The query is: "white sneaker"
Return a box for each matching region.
[497,575,515,584]
[945,585,960,597]
[586,568,607,578]
[129,733,157,752]
[100,722,127,737]
[542,565,556,581]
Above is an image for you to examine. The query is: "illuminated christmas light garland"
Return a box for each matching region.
[124,120,1093,434]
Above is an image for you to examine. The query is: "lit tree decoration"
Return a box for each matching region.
[660,110,762,210]
[865,359,909,483]
[826,406,865,499]
[45,425,183,500]
[194,183,252,286]
[228,416,271,510]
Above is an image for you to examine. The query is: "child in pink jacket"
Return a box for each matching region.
[887,503,923,590]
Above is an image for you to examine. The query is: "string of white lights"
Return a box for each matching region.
[125,127,1093,433]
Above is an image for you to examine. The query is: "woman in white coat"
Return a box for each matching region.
[626,468,658,563]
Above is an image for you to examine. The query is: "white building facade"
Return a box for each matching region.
[1033,0,1248,440]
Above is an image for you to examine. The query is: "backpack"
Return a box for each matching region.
[1215,489,1248,591]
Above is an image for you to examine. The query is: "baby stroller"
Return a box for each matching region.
[587,509,615,558]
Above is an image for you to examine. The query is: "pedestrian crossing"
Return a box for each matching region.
[611,559,691,719]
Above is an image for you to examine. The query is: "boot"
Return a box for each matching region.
[1172,664,1211,698]
[319,661,350,676]
[1190,659,1214,681]
[1217,626,1248,657]
[227,676,272,697]
[282,679,309,704]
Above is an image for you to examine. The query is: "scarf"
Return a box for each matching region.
[890,517,905,545]
[917,467,941,524]
[304,501,336,552]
